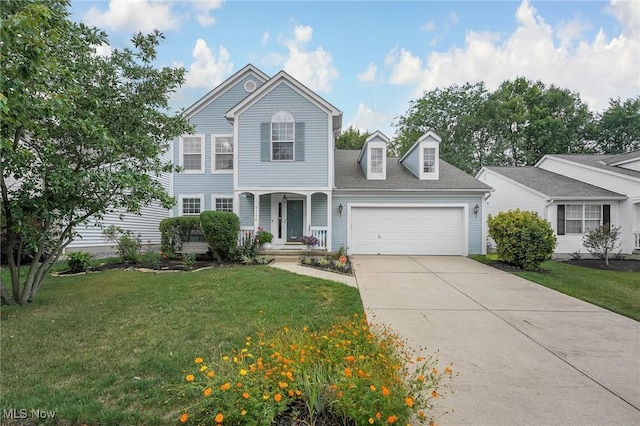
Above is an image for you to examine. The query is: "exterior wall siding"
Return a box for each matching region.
[311,193,328,227]
[331,193,484,254]
[477,170,547,219]
[359,150,368,177]
[237,83,330,188]
[259,194,272,232]
[402,148,420,178]
[238,194,254,226]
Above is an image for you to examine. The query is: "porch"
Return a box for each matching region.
[235,190,332,251]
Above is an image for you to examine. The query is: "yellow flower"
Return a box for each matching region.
[215,413,224,424]
[222,356,229,362]
[179,413,188,423]
[195,357,203,364]
[368,418,375,424]
[200,365,208,372]
[239,369,248,376]
[240,409,247,416]
[185,374,194,382]
[370,385,377,391]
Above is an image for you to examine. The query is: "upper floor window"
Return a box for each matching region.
[180,135,204,173]
[213,135,233,172]
[271,111,295,161]
[423,147,436,173]
[371,148,383,173]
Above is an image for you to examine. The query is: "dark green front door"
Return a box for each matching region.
[287,200,303,242]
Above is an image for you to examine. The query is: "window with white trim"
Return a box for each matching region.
[371,148,383,173]
[214,197,233,212]
[180,196,203,215]
[180,135,204,173]
[213,135,233,171]
[271,111,294,161]
[423,147,436,173]
[565,204,603,234]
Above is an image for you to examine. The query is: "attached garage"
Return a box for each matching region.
[349,205,466,255]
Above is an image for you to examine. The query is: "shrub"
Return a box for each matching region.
[583,224,621,266]
[200,211,240,261]
[255,227,273,244]
[182,253,196,270]
[102,225,141,263]
[230,237,259,261]
[172,314,453,425]
[159,216,203,258]
[66,251,94,273]
[487,209,556,271]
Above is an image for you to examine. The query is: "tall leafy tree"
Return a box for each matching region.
[595,97,640,153]
[335,125,370,150]
[1,0,192,304]
[394,82,490,174]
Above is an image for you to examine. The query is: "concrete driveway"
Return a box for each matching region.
[352,255,640,425]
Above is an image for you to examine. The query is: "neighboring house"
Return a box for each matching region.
[476,151,640,255]
[172,64,491,255]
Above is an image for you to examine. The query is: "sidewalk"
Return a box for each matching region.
[270,258,358,288]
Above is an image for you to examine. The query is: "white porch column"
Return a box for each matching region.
[326,191,332,251]
[306,192,312,235]
[254,192,260,231]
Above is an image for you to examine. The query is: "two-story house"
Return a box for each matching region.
[172,64,491,256]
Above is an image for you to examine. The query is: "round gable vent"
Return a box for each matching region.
[244,80,257,93]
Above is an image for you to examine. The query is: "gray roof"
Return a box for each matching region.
[546,153,640,179]
[334,150,491,191]
[485,166,626,199]
[602,150,640,165]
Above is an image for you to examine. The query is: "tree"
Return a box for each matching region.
[394,82,491,174]
[336,125,370,150]
[583,224,621,266]
[595,97,640,153]
[1,0,192,305]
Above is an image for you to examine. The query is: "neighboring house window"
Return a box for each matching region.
[181,135,204,173]
[271,110,295,161]
[213,135,233,171]
[558,204,610,235]
[371,148,383,173]
[180,196,203,216]
[423,147,436,173]
[214,197,233,212]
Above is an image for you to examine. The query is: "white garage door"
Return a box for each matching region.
[350,206,464,255]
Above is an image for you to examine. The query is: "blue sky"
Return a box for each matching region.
[71,0,639,137]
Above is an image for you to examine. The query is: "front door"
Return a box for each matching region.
[287,200,304,242]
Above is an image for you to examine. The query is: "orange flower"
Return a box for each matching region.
[405,396,414,407]
[344,368,352,378]
[219,382,231,391]
[416,374,425,382]
[214,413,224,424]
[387,415,397,424]
[203,387,212,396]
[431,390,439,398]
[185,374,194,382]
[207,370,215,378]
[278,381,288,389]
[179,413,188,423]
[195,357,203,364]
[376,412,382,419]
[381,386,390,396]
[370,385,377,391]
[445,367,452,374]
[274,393,282,402]
[242,392,250,399]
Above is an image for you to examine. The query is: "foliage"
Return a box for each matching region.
[595,97,640,153]
[102,225,141,263]
[231,237,260,261]
[65,251,94,273]
[487,209,556,271]
[582,224,621,266]
[0,0,192,304]
[336,125,371,150]
[173,314,453,425]
[139,251,161,270]
[300,235,320,247]
[300,255,353,275]
[255,227,274,244]
[182,253,196,270]
[159,216,203,258]
[200,211,240,261]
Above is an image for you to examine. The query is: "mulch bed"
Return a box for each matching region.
[483,258,640,273]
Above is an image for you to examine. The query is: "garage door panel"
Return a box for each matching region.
[350,207,463,255]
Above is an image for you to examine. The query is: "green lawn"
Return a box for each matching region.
[470,255,640,321]
[0,266,363,425]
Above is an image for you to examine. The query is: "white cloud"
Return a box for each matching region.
[277,25,339,92]
[385,0,640,112]
[184,39,233,89]
[261,31,270,47]
[93,43,112,57]
[357,63,378,83]
[421,19,437,32]
[192,0,222,27]
[83,0,179,32]
[351,103,390,134]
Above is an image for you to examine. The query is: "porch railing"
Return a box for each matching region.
[634,231,640,251]
[310,226,328,250]
[239,226,255,246]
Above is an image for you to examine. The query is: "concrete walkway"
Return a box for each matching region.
[352,255,640,425]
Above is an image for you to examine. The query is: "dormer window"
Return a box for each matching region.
[357,131,390,180]
[371,148,384,173]
[423,147,436,173]
[398,131,441,180]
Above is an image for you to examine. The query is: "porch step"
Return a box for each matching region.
[260,248,327,261]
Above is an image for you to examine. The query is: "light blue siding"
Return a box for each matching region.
[311,193,328,226]
[239,194,254,226]
[402,148,420,178]
[359,150,368,176]
[259,194,272,232]
[331,193,484,254]
[237,83,330,188]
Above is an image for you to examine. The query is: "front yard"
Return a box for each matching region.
[471,256,640,321]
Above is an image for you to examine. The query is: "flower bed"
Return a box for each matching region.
[299,255,353,275]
